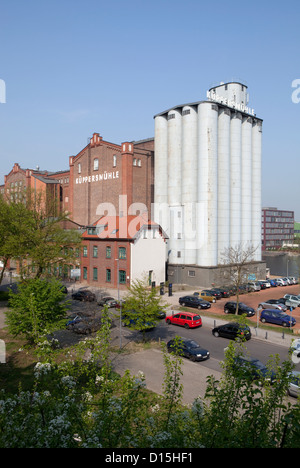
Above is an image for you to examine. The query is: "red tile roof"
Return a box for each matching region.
[82,215,161,240]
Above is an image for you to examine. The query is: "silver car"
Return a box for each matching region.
[287,371,300,398]
[258,301,287,312]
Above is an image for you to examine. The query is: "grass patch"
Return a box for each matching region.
[0,327,37,393]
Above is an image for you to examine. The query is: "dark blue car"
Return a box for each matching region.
[260,309,296,327]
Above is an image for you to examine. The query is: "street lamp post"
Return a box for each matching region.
[115,258,122,349]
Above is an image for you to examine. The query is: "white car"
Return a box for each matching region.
[276,278,287,286]
[284,294,300,307]
[288,277,298,285]
[287,371,300,398]
[259,280,271,288]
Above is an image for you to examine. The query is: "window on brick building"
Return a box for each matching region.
[119,247,126,259]
[78,163,81,174]
[119,270,126,284]
[93,246,98,258]
[83,246,88,257]
[106,269,111,282]
[106,246,111,258]
[93,267,98,281]
[83,267,87,280]
[93,159,99,171]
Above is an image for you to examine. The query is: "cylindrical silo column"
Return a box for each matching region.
[197,102,218,266]
[167,109,182,265]
[217,107,231,262]
[230,112,242,248]
[182,105,198,264]
[241,116,253,245]
[252,119,262,260]
[154,114,169,240]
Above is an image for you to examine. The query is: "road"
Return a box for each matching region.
[118,317,297,370]
[111,315,300,404]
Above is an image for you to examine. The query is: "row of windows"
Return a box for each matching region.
[83,267,126,283]
[264,211,293,217]
[78,156,142,174]
[83,245,126,259]
[264,217,294,224]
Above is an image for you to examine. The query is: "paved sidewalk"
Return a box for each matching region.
[112,348,222,405]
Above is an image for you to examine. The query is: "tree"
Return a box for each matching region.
[0,195,34,284]
[220,242,258,314]
[121,276,168,341]
[19,189,82,279]
[0,190,81,282]
[6,278,70,344]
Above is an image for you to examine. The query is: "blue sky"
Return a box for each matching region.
[0,0,299,219]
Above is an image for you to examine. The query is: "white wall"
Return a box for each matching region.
[130,228,166,285]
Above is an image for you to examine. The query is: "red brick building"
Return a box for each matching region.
[69,134,154,226]
[1,133,154,225]
[0,132,156,288]
[81,215,167,289]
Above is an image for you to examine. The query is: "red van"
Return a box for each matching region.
[165,312,202,329]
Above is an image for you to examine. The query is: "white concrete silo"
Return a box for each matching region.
[217,107,231,262]
[197,102,218,266]
[167,109,182,265]
[154,114,169,241]
[182,105,198,264]
[252,119,262,260]
[241,116,253,245]
[230,112,242,247]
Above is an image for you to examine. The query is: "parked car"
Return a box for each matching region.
[275,278,287,286]
[167,338,210,362]
[287,371,300,398]
[98,296,118,307]
[282,277,293,285]
[234,355,276,384]
[67,315,102,334]
[193,291,216,303]
[202,289,222,299]
[284,294,300,307]
[268,279,277,287]
[224,301,255,317]
[71,290,96,302]
[247,281,261,292]
[210,287,230,298]
[258,301,287,312]
[290,339,300,360]
[257,280,271,289]
[165,312,202,329]
[260,309,296,327]
[212,322,251,341]
[121,311,156,330]
[288,277,298,284]
[265,299,288,310]
[179,295,211,309]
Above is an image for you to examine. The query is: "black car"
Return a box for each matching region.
[179,295,211,310]
[257,281,267,289]
[212,322,251,341]
[167,338,210,362]
[224,301,255,317]
[98,296,118,307]
[234,355,276,384]
[202,289,222,299]
[211,287,230,298]
[71,290,96,302]
[67,316,102,334]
